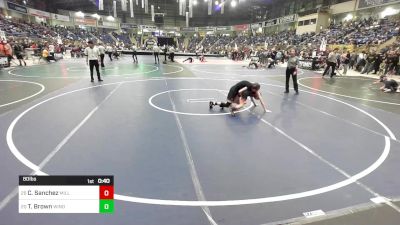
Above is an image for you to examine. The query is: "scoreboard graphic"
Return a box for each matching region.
[18,176,114,214]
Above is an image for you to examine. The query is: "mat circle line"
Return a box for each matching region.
[149,88,253,116]
[0,80,45,108]
[190,65,305,77]
[298,77,400,106]
[6,77,395,207]
[8,64,160,78]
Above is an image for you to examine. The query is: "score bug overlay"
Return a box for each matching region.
[19,175,114,214]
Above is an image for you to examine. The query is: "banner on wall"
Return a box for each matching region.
[250,23,262,29]
[262,14,297,27]
[99,21,118,28]
[357,0,400,9]
[28,8,51,18]
[51,13,70,22]
[233,24,249,31]
[198,26,215,31]
[140,25,157,31]
[7,1,27,14]
[278,14,297,24]
[121,23,138,29]
[181,27,197,32]
[75,18,97,26]
[216,26,232,31]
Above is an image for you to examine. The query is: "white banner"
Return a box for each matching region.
[221,0,224,14]
[99,0,104,10]
[130,0,134,17]
[151,5,154,21]
[144,0,148,13]
[179,0,183,16]
[28,8,50,18]
[121,0,127,11]
[102,21,118,28]
[189,0,193,18]
[113,0,117,17]
[208,0,212,15]
[51,13,70,22]
[136,0,138,5]
[141,0,144,8]
[186,11,189,27]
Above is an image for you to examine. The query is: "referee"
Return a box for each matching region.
[85,40,103,82]
[285,48,299,95]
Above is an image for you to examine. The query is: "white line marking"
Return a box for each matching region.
[0,80,45,108]
[298,77,400,106]
[0,83,122,211]
[149,89,253,116]
[8,64,159,78]
[371,196,390,204]
[4,77,395,207]
[263,90,400,144]
[190,65,305,77]
[164,80,218,225]
[162,65,184,75]
[37,83,122,170]
[303,209,326,218]
[187,98,216,103]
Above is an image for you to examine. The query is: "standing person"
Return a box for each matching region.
[323,48,338,78]
[169,45,175,62]
[42,47,50,63]
[341,50,350,75]
[4,40,13,67]
[131,44,138,63]
[84,41,103,82]
[14,41,26,66]
[97,43,106,68]
[162,45,168,63]
[48,43,56,61]
[106,44,113,61]
[361,51,376,74]
[372,53,382,74]
[285,48,300,95]
[349,51,357,70]
[153,44,160,64]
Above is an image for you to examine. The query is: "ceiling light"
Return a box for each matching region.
[215,1,219,5]
[231,0,237,7]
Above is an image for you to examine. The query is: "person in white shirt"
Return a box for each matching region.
[169,46,175,62]
[106,44,113,61]
[84,40,103,82]
[153,44,160,64]
[131,44,138,63]
[97,43,106,68]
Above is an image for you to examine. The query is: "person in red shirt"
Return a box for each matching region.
[3,40,13,67]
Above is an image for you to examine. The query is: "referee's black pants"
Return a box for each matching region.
[132,52,138,62]
[323,62,336,77]
[100,54,105,67]
[89,60,101,81]
[154,53,159,63]
[285,67,298,92]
